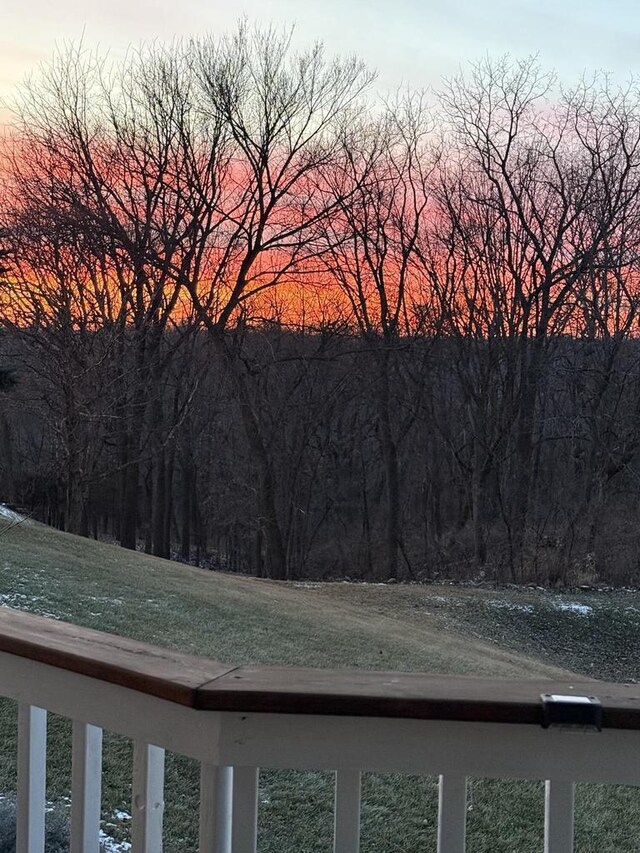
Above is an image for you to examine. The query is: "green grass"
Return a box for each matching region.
[1,519,639,851]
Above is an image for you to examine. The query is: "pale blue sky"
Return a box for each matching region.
[1,0,640,124]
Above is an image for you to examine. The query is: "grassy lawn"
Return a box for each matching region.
[0,517,638,851]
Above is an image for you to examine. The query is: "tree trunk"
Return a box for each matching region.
[152,447,168,558]
[471,441,494,568]
[0,414,16,505]
[508,338,543,578]
[163,446,175,558]
[180,457,193,561]
[376,347,400,580]
[213,334,287,580]
[119,406,142,550]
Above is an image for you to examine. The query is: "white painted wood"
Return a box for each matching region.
[132,742,165,853]
[437,774,467,853]
[16,704,47,853]
[231,766,259,853]
[333,769,361,853]
[216,713,640,785]
[0,652,222,762]
[70,721,103,853]
[544,780,575,853]
[199,764,233,853]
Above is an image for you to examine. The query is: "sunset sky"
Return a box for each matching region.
[1,0,639,126]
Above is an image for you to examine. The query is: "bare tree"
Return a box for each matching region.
[178,24,374,578]
[1,43,219,548]
[319,97,437,577]
[436,58,640,576]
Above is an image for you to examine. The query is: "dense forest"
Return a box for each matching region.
[2,27,640,585]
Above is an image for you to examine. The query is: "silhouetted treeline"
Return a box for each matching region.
[2,30,640,584]
[3,325,640,586]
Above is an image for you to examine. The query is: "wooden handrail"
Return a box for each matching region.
[0,607,234,706]
[1,607,639,728]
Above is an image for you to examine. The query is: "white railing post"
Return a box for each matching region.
[132,742,165,853]
[16,704,47,853]
[200,764,233,853]
[544,779,574,853]
[70,721,103,853]
[437,774,467,853]
[333,769,361,853]
[231,766,259,853]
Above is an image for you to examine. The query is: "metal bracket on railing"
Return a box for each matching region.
[541,694,602,732]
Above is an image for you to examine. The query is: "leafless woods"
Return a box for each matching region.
[2,32,640,584]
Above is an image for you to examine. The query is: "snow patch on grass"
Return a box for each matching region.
[98,809,132,852]
[0,592,63,619]
[0,576,66,620]
[555,602,593,616]
[99,829,132,852]
[85,595,124,606]
[0,504,24,523]
[113,809,131,821]
[0,592,28,607]
[488,599,534,614]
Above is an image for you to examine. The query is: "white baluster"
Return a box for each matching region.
[199,764,233,853]
[544,779,574,853]
[437,774,467,853]
[70,721,103,853]
[16,704,47,853]
[132,742,165,853]
[231,766,258,853]
[333,769,361,853]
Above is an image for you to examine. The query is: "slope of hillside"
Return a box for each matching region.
[0,516,569,678]
[307,581,640,683]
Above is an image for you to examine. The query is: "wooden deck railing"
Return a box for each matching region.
[0,607,639,853]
